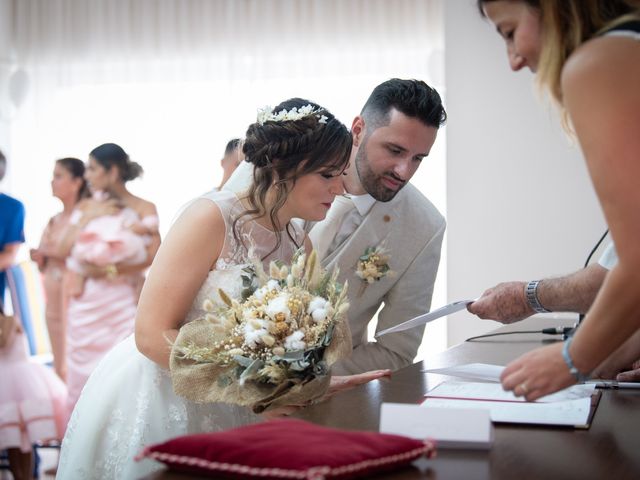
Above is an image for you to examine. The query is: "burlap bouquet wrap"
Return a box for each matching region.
[170,316,351,413]
[169,249,352,414]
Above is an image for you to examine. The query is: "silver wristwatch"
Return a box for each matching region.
[525,280,550,314]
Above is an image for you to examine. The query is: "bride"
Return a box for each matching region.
[57,98,390,479]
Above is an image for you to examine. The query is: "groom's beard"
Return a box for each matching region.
[355,144,406,202]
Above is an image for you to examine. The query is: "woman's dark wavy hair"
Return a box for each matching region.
[235,98,352,258]
[89,143,143,183]
[56,157,90,202]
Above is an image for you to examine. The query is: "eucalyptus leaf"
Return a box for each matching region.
[234,355,257,367]
[239,358,265,384]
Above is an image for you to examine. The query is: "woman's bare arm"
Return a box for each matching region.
[135,199,224,369]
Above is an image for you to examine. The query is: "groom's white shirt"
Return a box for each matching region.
[310,183,445,375]
[224,162,446,375]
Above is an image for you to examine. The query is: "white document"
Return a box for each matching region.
[375,299,475,337]
[424,381,596,403]
[423,363,504,382]
[422,397,592,427]
[380,403,493,450]
[421,381,596,427]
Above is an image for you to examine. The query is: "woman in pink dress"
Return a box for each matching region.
[30,157,89,381]
[56,143,160,419]
[0,316,67,480]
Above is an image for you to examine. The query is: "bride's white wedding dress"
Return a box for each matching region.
[57,190,305,479]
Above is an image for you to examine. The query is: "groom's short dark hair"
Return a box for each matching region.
[361,78,447,131]
[224,138,241,156]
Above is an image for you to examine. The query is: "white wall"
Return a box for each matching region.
[444,0,606,346]
[0,0,12,157]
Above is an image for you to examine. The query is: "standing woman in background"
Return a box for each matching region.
[56,143,160,418]
[477,0,640,399]
[30,157,89,381]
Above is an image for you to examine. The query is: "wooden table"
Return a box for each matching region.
[144,317,640,480]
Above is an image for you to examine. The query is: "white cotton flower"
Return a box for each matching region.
[284,330,306,351]
[265,294,290,321]
[250,319,265,330]
[311,308,328,323]
[253,286,267,301]
[307,296,328,314]
[267,279,281,291]
[243,318,268,348]
[243,329,262,348]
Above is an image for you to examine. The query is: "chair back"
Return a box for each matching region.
[5,261,52,357]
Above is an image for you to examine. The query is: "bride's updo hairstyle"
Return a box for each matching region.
[237,98,352,254]
[90,143,143,183]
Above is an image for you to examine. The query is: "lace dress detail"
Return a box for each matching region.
[57,190,305,480]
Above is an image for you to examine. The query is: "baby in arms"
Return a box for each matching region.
[66,193,158,297]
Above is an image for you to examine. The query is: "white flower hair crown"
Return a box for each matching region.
[257,104,328,125]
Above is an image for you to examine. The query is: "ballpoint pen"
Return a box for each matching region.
[585,380,640,389]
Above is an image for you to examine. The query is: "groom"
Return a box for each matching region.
[311,78,446,375]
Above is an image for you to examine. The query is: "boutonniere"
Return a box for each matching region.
[355,246,393,296]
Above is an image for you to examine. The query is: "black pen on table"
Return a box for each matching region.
[585,380,640,389]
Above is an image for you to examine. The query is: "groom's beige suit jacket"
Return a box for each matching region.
[309,183,445,375]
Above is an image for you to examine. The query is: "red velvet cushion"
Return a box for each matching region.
[136,418,435,479]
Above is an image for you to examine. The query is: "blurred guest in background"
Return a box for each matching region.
[215,138,244,191]
[30,157,89,380]
[56,143,160,418]
[0,149,25,312]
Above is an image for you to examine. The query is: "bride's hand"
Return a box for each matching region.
[327,369,392,397]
